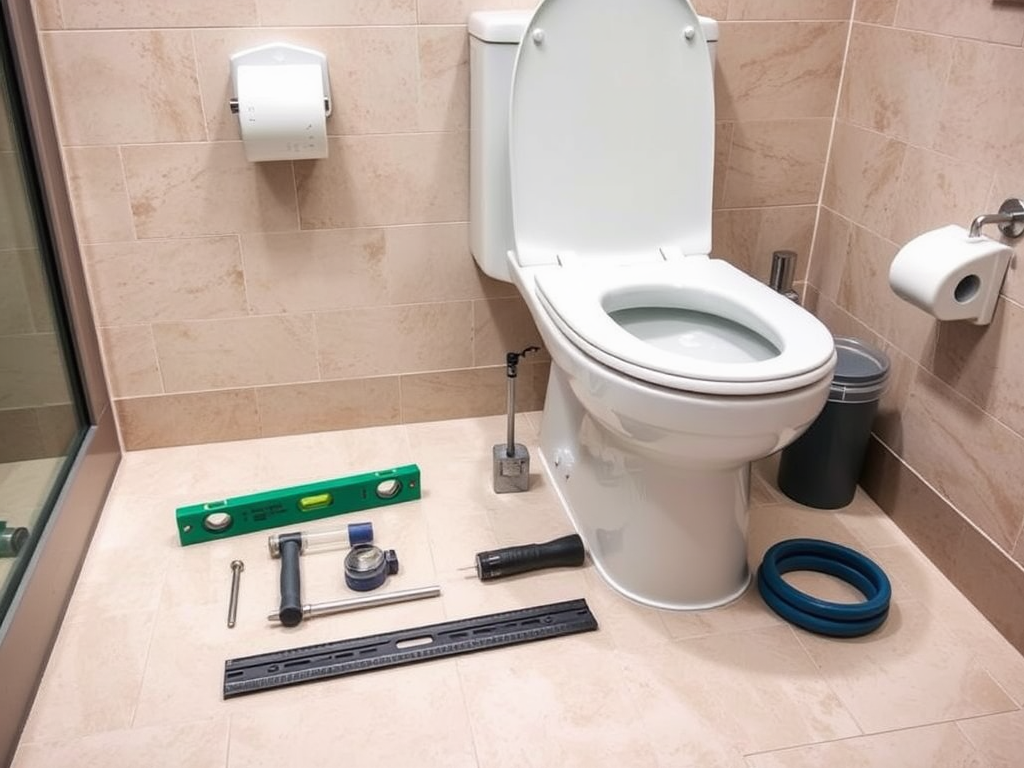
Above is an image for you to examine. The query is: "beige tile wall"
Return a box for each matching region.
[808,1,1024,612]
[31,0,850,449]
[0,67,76,462]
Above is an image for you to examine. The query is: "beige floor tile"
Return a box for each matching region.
[620,625,861,756]
[458,634,662,768]
[16,415,1024,766]
[228,661,476,768]
[956,709,1024,768]
[796,600,1016,733]
[12,718,229,768]
[20,610,156,743]
[745,722,988,768]
[871,543,1024,707]
[659,585,783,640]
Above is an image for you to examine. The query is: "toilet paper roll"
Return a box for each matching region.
[888,224,1013,326]
[235,63,328,162]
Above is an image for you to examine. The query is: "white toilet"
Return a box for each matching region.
[468,0,837,609]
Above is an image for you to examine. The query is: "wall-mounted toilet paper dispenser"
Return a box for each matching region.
[229,43,331,162]
[889,198,1023,326]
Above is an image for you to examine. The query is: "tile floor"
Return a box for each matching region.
[12,413,1024,767]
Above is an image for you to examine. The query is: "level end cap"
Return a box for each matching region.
[348,521,374,546]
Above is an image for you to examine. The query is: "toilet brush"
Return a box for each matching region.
[493,346,540,493]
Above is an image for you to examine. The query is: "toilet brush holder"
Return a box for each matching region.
[493,346,539,494]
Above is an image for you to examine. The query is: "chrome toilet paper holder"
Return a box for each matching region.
[969,197,1024,239]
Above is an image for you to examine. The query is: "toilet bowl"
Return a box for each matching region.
[468,0,837,609]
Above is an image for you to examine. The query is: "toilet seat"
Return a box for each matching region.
[509,0,714,262]
[533,257,837,396]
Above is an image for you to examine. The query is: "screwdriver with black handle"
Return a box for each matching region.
[467,534,586,580]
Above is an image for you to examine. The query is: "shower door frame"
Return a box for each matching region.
[0,2,121,764]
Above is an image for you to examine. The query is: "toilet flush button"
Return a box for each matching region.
[532,28,545,44]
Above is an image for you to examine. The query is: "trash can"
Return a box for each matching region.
[777,337,890,509]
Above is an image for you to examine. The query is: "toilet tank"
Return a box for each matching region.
[468,9,719,282]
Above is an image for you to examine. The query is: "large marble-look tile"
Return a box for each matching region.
[898,366,1024,551]
[317,302,473,379]
[459,635,665,768]
[59,0,257,28]
[951,522,1024,654]
[0,153,35,250]
[934,40,1024,178]
[745,722,990,768]
[87,237,248,326]
[727,0,853,20]
[418,26,470,132]
[153,315,317,392]
[193,27,420,142]
[855,0,897,24]
[836,224,937,362]
[61,146,135,244]
[0,252,33,335]
[889,145,993,245]
[257,0,416,25]
[956,710,1024,768]
[384,223,516,304]
[931,298,1024,440]
[294,133,469,229]
[714,21,847,121]
[0,333,69,408]
[821,121,906,237]
[229,662,475,768]
[18,610,156,742]
[895,0,1024,45]
[41,30,206,145]
[807,206,851,301]
[621,626,860,756]
[868,541,1024,705]
[256,377,402,437]
[122,142,299,238]
[30,0,62,29]
[98,325,163,398]
[400,362,547,423]
[116,389,260,449]
[721,119,831,207]
[711,206,815,283]
[838,24,953,146]
[240,228,388,314]
[796,601,1016,732]
[13,720,230,768]
[416,0,538,25]
[471,297,546,367]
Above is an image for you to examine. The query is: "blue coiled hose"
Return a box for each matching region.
[756,538,891,637]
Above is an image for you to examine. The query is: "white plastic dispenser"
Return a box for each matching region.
[889,225,1012,325]
[230,43,331,162]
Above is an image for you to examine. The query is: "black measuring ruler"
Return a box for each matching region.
[223,598,598,698]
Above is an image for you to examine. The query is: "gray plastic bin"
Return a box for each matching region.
[777,337,890,509]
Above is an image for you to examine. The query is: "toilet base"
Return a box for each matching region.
[538,366,752,610]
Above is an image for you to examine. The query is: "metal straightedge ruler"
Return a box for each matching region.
[223,598,598,698]
[176,464,420,546]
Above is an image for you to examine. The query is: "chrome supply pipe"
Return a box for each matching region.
[267,584,441,624]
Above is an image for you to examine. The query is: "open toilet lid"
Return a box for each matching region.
[509,0,715,263]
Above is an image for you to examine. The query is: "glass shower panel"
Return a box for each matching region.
[0,29,86,619]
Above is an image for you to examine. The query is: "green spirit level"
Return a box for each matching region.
[175,464,420,546]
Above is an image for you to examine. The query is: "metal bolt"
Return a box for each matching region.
[227,560,244,628]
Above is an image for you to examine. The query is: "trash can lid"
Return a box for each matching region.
[829,337,890,402]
